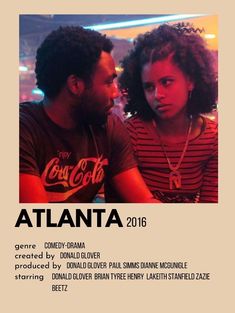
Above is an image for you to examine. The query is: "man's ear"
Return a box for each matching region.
[67,74,85,96]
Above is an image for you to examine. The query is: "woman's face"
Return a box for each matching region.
[141,55,194,120]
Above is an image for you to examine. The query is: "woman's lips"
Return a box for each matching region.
[153,101,171,112]
[157,104,171,112]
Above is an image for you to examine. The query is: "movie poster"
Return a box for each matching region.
[1,1,233,312]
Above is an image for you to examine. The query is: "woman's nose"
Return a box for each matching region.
[154,86,164,100]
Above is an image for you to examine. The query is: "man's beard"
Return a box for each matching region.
[72,92,107,126]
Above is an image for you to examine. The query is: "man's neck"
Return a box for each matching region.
[43,96,77,129]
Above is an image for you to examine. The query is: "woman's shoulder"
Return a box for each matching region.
[201,114,218,134]
[125,115,141,124]
[193,114,218,147]
[125,114,151,128]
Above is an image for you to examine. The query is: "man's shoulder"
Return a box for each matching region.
[106,113,125,130]
[20,101,44,122]
[20,101,43,113]
[20,101,47,136]
[107,112,122,123]
[105,113,131,143]
[20,101,44,116]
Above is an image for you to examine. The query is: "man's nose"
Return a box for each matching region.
[112,81,120,99]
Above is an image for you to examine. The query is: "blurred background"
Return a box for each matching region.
[19,14,218,120]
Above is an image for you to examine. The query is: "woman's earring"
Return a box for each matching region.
[188,90,192,100]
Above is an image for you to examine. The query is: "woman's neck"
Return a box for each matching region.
[153,114,203,145]
[155,114,191,137]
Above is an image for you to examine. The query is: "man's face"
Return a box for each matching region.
[77,51,118,125]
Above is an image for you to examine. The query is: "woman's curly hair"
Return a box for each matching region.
[35,26,113,99]
[119,23,218,119]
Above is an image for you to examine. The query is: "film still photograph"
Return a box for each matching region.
[19,14,218,203]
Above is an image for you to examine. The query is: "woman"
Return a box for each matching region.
[119,23,218,203]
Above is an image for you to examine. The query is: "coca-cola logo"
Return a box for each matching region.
[41,155,108,202]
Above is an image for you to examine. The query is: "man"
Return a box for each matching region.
[20,26,159,203]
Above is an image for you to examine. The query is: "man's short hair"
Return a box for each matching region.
[35,26,113,99]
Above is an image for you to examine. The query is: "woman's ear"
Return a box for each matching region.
[188,79,195,92]
[67,74,85,96]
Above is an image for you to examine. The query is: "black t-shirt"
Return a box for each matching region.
[20,102,136,203]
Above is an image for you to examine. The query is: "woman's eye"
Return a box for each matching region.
[161,78,173,87]
[143,84,155,92]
